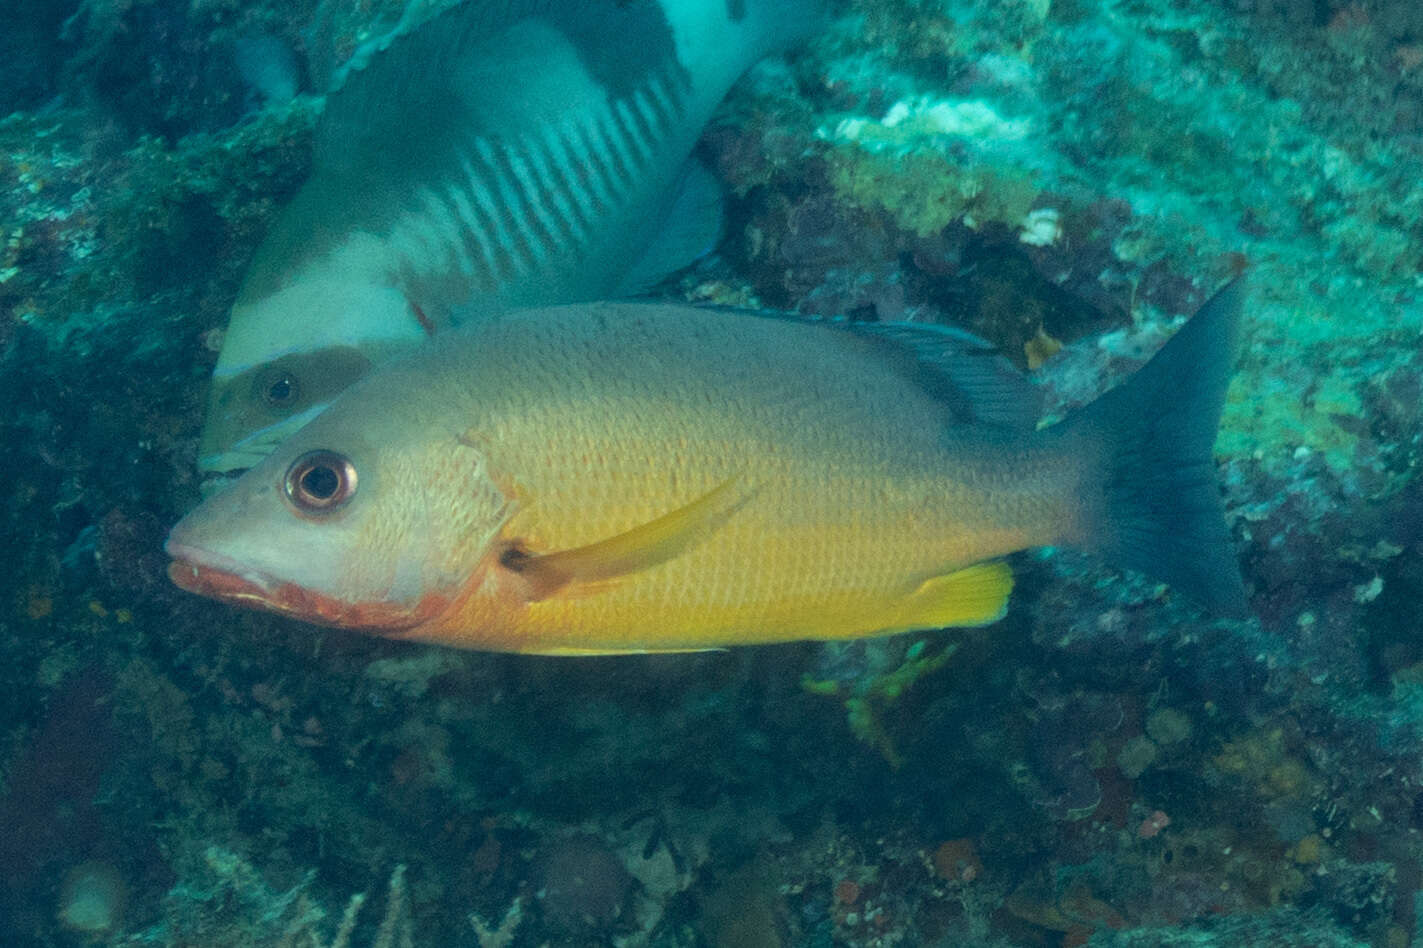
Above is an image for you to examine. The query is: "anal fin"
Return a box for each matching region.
[894,561,1014,630]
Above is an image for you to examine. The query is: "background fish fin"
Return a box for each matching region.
[506,478,749,600]
[614,159,725,297]
[316,0,693,181]
[1066,277,1248,617]
[850,322,1042,429]
[319,1,515,178]
[737,0,835,62]
[893,561,1014,631]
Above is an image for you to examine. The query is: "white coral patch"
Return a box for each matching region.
[1019,207,1062,246]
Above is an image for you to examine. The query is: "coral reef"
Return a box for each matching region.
[1,0,1422,945]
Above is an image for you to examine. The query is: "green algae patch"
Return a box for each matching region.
[1218,371,1363,475]
[1211,267,1421,477]
[827,147,1040,237]
[815,89,1046,237]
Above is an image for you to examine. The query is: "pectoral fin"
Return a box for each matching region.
[613,159,725,297]
[500,478,748,601]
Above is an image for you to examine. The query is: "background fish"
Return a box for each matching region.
[200,0,825,485]
[167,281,1248,654]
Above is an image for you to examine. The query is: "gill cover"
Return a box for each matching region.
[173,404,511,629]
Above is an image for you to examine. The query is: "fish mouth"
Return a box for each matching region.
[166,541,329,623]
[197,442,277,497]
[197,419,318,496]
[199,468,249,498]
[166,541,443,632]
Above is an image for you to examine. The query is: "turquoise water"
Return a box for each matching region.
[1,1,1420,945]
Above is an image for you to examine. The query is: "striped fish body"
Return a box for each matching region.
[199,0,822,481]
[166,286,1249,655]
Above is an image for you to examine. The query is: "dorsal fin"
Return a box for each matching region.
[316,0,690,181]
[654,305,1040,429]
[847,320,1042,429]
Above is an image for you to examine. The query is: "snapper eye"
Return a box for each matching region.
[284,450,357,513]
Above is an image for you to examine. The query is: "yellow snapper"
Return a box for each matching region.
[167,280,1248,654]
[200,0,824,485]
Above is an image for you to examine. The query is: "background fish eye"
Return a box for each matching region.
[283,450,357,513]
[263,373,299,407]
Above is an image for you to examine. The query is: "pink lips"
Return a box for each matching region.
[165,541,448,631]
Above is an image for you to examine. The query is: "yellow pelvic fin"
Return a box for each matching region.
[896,561,1014,630]
[504,477,748,601]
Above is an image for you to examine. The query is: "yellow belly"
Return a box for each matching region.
[405,470,1033,654]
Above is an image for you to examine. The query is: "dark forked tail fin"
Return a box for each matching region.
[1066,278,1248,616]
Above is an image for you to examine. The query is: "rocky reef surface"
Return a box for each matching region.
[1,0,1421,945]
